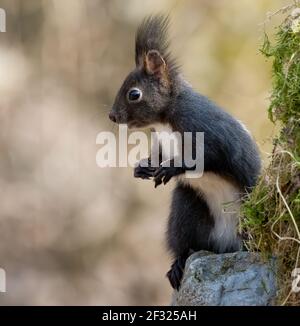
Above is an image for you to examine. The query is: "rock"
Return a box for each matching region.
[172,251,277,306]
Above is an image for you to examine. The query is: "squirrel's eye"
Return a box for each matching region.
[127,88,142,103]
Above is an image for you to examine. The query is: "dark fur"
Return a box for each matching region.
[110,16,261,290]
[169,89,261,190]
[135,15,178,77]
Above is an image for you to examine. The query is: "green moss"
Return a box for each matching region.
[241,6,300,306]
[261,27,300,125]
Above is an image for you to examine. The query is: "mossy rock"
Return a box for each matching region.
[172,251,277,306]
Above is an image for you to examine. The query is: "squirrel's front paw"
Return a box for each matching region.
[134,159,156,180]
[154,162,183,188]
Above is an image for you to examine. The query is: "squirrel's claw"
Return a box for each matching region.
[153,166,165,187]
[166,256,186,290]
[154,166,172,187]
[134,165,155,179]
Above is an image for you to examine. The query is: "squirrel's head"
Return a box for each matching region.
[110,15,178,128]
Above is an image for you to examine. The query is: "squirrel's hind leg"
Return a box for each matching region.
[166,182,214,290]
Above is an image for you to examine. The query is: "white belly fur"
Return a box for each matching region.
[178,172,242,253]
[150,123,242,252]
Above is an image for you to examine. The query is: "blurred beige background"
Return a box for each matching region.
[0,0,289,305]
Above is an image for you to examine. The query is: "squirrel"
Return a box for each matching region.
[109,15,261,290]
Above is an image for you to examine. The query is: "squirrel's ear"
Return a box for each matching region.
[144,50,166,76]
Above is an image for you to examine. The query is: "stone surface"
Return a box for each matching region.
[172,251,277,306]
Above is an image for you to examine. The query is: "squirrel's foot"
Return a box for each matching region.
[166,256,187,290]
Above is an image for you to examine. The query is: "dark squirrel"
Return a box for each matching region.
[109,15,261,290]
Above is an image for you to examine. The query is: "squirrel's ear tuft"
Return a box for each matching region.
[135,15,178,77]
[144,50,166,76]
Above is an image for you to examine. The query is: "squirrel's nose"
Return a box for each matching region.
[109,112,117,123]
